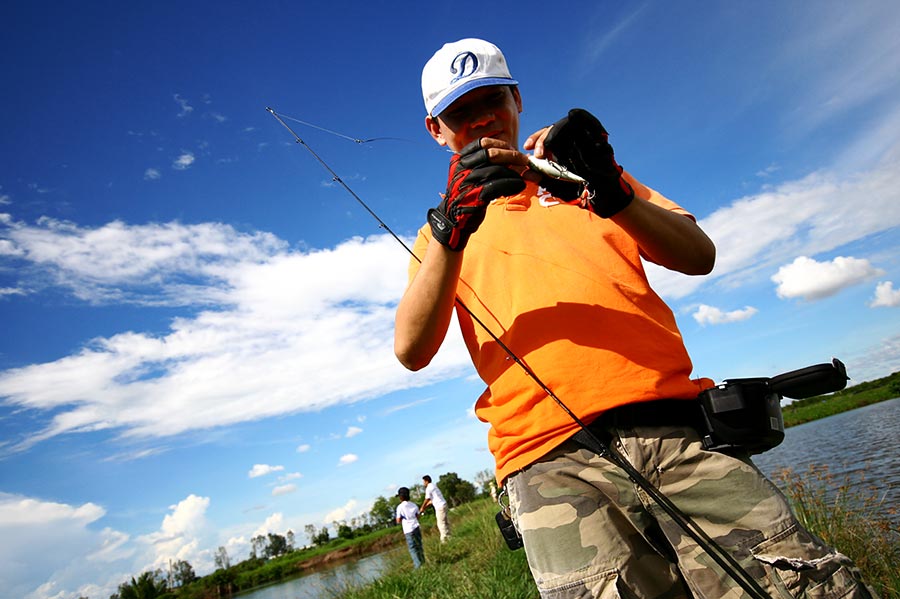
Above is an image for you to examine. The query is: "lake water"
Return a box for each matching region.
[753,397,899,522]
[234,550,394,599]
[236,399,898,599]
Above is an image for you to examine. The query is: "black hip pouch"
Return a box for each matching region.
[697,358,848,454]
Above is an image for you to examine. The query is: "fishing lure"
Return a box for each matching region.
[526,155,587,185]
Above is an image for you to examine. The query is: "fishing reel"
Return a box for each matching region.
[495,486,524,550]
[697,358,848,454]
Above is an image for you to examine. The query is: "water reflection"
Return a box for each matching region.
[235,549,394,599]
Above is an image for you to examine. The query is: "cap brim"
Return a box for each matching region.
[431,77,518,117]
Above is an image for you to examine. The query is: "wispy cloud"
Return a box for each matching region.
[173,94,194,118]
[345,426,362,438]
[143,168,161,181]
[271,484,296,497]
[382,397,434,415]
[777,1,900,136]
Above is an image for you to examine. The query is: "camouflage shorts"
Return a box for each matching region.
[506,423,875,599]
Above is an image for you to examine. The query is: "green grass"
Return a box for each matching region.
[330,498,538,599]
[774,465,899,599]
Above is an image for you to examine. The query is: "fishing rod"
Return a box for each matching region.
[266,106,773,599]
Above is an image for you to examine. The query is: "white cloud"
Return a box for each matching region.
[173,152,195,170]
[248,464,283,479]
[144,168,161,181]
[870,281,900,308]
[338,454,358,466]
[296,444,311,453]
[771,256,884,301]
[647,153,900,300]
[345,426,363,438]
[252,512,284,538]
[0,498,128,598]
[692,304,758,326]
[272,484,297,497]
[0,231,470,451]
[139,494,210,569]
[0,193,10,205]
[3,491,220,599]
[278,472,302,482]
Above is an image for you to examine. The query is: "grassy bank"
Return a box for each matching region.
[332,479,899,599]
[333,498,537,599]
[781,370,900,427]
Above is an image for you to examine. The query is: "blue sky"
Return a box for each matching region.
[2,1,899,598]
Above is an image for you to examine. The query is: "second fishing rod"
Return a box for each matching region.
[267,106,774,599]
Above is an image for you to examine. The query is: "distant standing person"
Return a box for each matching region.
[395,486,425,568]
[420,474,451,542]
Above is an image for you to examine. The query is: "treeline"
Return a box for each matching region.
[107,470,494,599]
[782,369,900,427]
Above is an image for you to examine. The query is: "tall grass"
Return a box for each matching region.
[775,465,899,599]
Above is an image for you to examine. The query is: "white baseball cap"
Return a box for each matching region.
[422,38,518,117]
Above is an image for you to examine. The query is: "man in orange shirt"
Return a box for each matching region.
[395,38,873,599]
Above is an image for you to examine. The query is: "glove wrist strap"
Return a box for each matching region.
[427,208,468,251]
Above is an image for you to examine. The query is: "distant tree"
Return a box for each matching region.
[170,559,196,587]
[409,483,425,506]
[213,545,231,571]
[206,567,236,597]
[116,569,168,599]
[337,521,354,540]
[250,535,266,559]
[286,529,295,551]
[369,496,396,529]
[438,472,476,506]
[474,468,495,496]
[312,525,331,546]
[303,524,317,546]
[265,532,288,557]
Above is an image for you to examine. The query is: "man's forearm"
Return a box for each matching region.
[612,174,716,275]
[394,237,464,370]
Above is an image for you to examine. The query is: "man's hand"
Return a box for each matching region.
[428,139,525,250]
[542,109,634,218]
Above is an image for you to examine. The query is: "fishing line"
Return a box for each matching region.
[266,106,773,599]
[276,112,420,145]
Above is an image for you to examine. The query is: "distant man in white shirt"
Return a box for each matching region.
[420,474,451,542]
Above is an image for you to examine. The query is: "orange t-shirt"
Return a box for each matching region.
[409,181,713,483]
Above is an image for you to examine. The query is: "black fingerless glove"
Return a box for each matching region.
[428,139,526,250]
[542,109,634,218]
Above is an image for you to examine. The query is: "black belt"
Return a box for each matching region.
[572,399,703,455]
[596,398,703,429]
